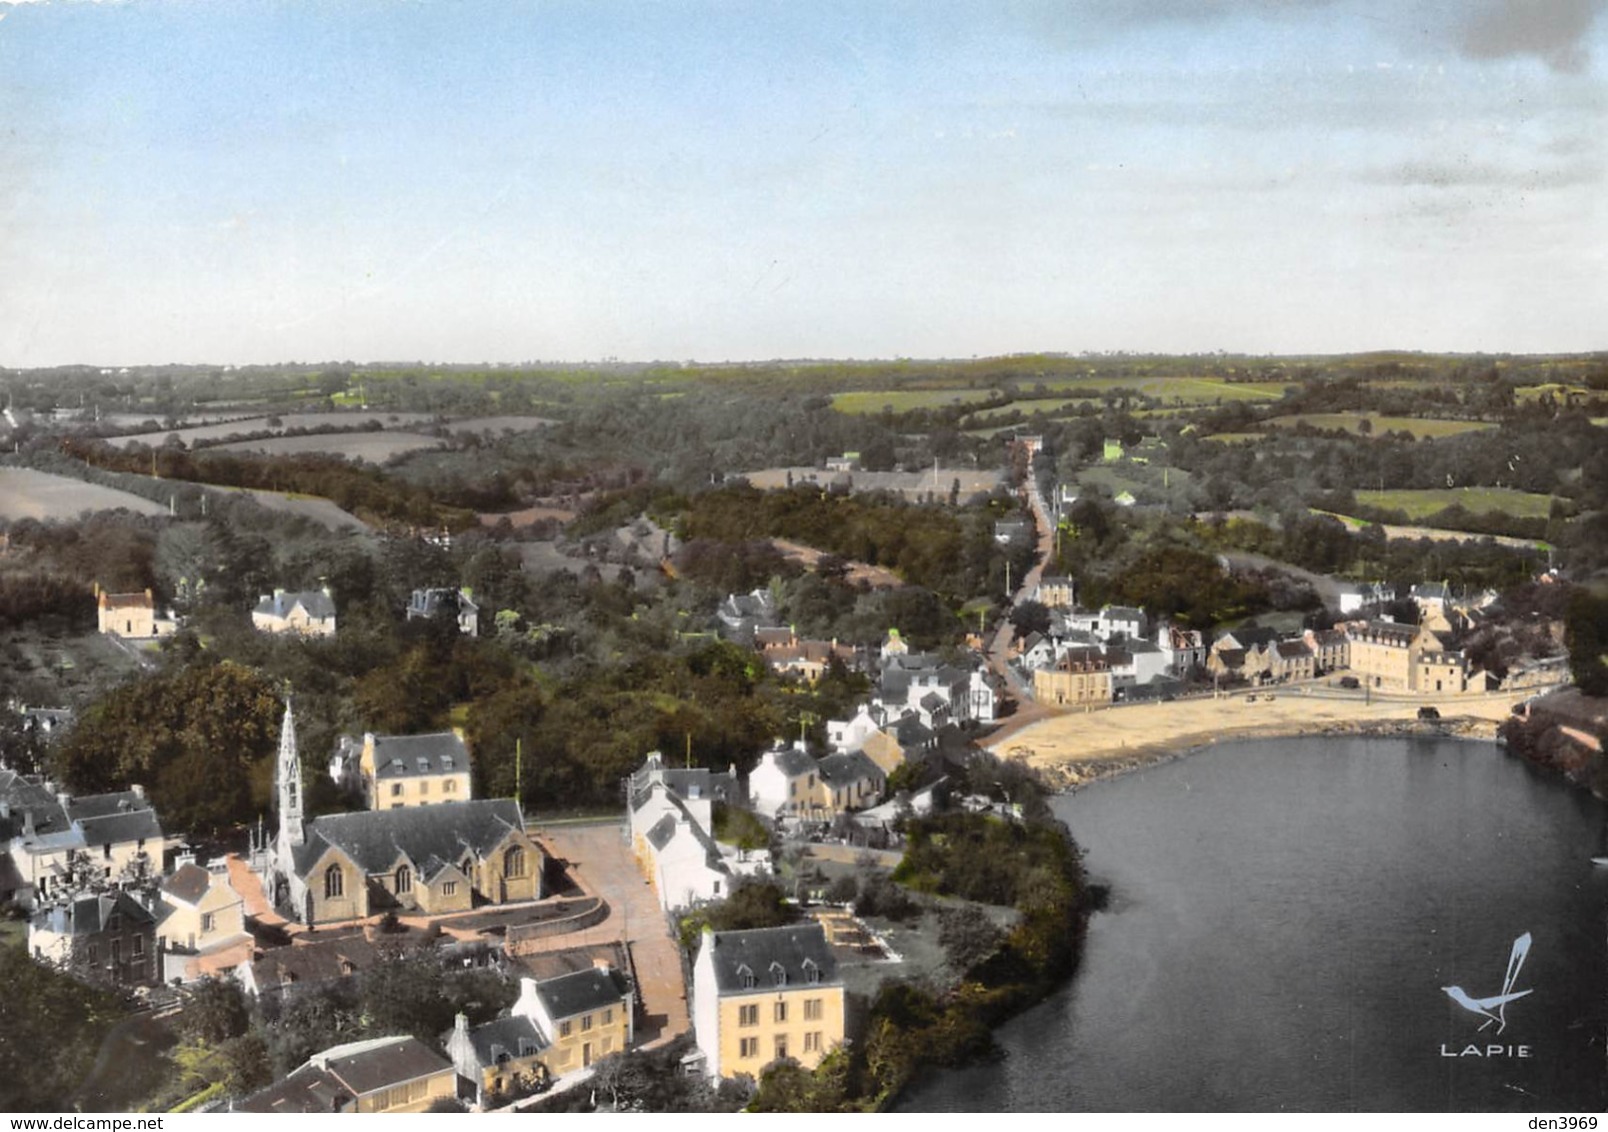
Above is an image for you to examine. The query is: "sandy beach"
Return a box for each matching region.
[987,686,1548,789]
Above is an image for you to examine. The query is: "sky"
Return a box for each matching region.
[0,0,1604,366]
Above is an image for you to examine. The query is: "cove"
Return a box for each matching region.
[897,736,1608,1112]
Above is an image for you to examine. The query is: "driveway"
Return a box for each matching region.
[536,820,690,1048]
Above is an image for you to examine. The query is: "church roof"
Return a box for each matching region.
[293,799,526,877]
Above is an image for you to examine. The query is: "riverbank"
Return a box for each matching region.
[987,687,1541,791]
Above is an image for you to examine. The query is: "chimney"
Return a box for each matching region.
[454,1012,469,1037]
[130,784,146,801]
[592,957,612,972]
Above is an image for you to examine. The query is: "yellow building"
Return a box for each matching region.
[357,731,473,810]
[95,587,157,638]
[1032,649,1113,707]
[693,923,846,1080]
[516,964,634,1076]
[238,1036,457,1113]
[1345,621,1457,692]
[156,860,250,982]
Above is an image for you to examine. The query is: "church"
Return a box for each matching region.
[261,704,543,927]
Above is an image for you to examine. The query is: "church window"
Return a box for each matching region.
[503,847,526,878]
[396,865,412,894]
[324,864,344,899]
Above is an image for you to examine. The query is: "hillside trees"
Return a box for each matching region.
[52,661,282,833]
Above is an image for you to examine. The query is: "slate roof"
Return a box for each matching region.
[161,862,212,906]
[407,588,478,618]
[370,732,468,780]
[467,1015,547,1065]
[320,1036,452,1096]
[626,758,737,812]
[702,923,840,995]
[1215,648,1247,670]
[1221,626,1279,649]
[254,590,336,620]
[531,965,632,1021]
[818,751,882,786]
[293,798,526,877]
[69,792,163,846]
[763,745,817,779]
[1308,629,1348,646]
[237,1063,350,1113]
[32,890,156,937]
[0,770,70,840]
[1274,640,1314,659]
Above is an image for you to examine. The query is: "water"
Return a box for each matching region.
[899,736,1608,1111]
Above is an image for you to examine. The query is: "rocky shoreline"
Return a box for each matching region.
[1041,717,1503,793]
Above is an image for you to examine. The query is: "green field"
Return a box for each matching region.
[1355,487,1557,519]
[1031,376,1290,402]
[831,389,999,415]
[1264,413,1496,439]
[1204,432,1263,444]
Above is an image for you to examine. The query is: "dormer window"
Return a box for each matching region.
[770,961,787,987]
[803,958,821,984]
[737,964,755,989]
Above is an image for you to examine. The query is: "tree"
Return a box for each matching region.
[937,905,1005,974]
[1008,599,1051,641]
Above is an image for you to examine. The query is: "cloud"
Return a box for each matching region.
[1362,156,1603,191]
[1457,0,1607,73]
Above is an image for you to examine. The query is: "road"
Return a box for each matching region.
[983,445,1059,726]
[536,821,690,1049]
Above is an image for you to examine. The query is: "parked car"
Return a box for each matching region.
[1417,706,1440,721]
[1338,676,1360,689]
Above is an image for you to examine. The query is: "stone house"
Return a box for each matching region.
[253,588,337,636]
[692,923,844,1080]
[29,889,158,987]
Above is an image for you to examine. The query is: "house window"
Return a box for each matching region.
[391,783,403,797]
[325,864,344,899]
[738,1004,758,1027]
[803,959,820,984]
[443,881,457,897]
[87,944,99,965]
[603,1008,613,1025]
[602,1036,612,1054]
[444,780,456,793]
[201,912,215,933]
[804,1032,822,1053]
[773,1001,787,1024]
[132,935,143,957]
[420,781,429,795]
[112,939,122,965]
[395,865,412,894]
[774,1035,788,1060]
[504,846,526,878]
[559,1020,572,1038]
[804,998,823,1021]
[738,965,755,989]
[770,961,786,987]
[581,1014,593,1032]
[739,1038,759,1059]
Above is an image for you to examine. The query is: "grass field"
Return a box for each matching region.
[832,375,1289,417]
[0,468,170,520]
[831,389,999,415]
[1263,413,1496,439]
[1354,487,1557,519]
[211,431,446,460]
[1204,432,1263,444]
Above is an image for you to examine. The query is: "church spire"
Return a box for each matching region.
[276,698,304,848]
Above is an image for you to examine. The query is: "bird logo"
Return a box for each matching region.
[1442,933,1532,1035]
